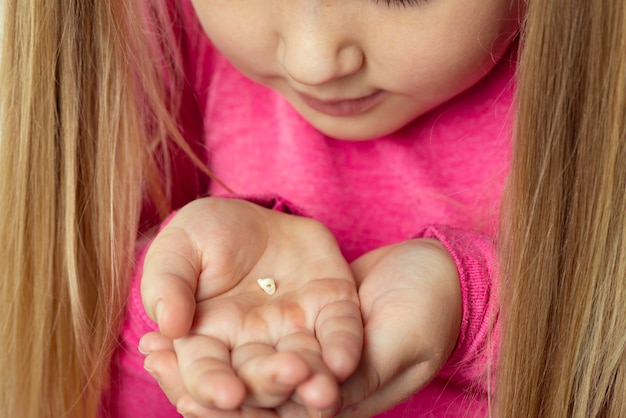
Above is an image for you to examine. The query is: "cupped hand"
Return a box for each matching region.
[140,338,339,418]
[140,197,362,414]
[337,239,462,417]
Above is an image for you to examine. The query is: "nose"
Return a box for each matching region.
[277,21,364,86]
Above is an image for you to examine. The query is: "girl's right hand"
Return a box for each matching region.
[140,197,362,414]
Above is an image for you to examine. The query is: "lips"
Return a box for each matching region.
[296,90,384,117]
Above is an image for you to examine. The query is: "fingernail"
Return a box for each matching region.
[143,365,160,384]
[137,343,150,355]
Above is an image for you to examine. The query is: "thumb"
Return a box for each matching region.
[337,344,386,414]
[141,224,199,339]
[338,344,424,418]
[337,319,424,417]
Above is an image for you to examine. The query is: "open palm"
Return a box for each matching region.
[140,197,362,414]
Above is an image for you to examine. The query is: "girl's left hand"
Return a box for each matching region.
[336,238,462,417]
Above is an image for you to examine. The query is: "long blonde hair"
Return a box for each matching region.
[498,0,626,415]
[0,1,185,416]
[2,0,626,417]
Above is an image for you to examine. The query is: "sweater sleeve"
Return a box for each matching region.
[416,225,500,393]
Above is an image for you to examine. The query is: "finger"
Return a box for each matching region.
[175,334,247,410]
[315,300,363,381]
[233,343,311,408]
[276,332,341,411]
[336,328,393,410]
[176,394,228,418]
[177,397,280,418]
[336,364,429,418]
[143,350,187,406]
[295,368,340,414]
[139,331,175,355]
[341,313,434,416]
[141,225,200,339]
[274,399,338,418]
[143,350,288,418]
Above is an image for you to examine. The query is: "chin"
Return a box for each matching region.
[309,116,407,141]
[315,125,389,141]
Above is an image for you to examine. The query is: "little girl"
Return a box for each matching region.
[3,0,625,417]
[132,0,520,416]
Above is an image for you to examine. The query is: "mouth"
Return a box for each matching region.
[296,90,384,117]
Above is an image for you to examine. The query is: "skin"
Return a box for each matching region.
[141,213,461,417]
[189,0,520,140]
[140,0,520,416]
[140,198,461,417]
[141,198,363,415]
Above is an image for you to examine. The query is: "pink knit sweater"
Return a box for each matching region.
[105,2,515,416]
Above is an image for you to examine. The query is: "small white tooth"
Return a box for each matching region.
[257,278,276,295]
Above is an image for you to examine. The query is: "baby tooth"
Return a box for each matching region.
[257,278,276,295]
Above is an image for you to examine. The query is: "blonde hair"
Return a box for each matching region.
[498,0,626,416]
[0,1,186,416]
[2,0,626,416]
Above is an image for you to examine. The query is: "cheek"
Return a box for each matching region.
[395,21,515,101]
[382,44,491,106]
[191,6,277,75]
[205,28,277,81]
[405,1,519,91]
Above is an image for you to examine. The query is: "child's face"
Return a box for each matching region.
[191,0,520,140]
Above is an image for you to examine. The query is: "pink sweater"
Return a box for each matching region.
[105,2,515,416]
